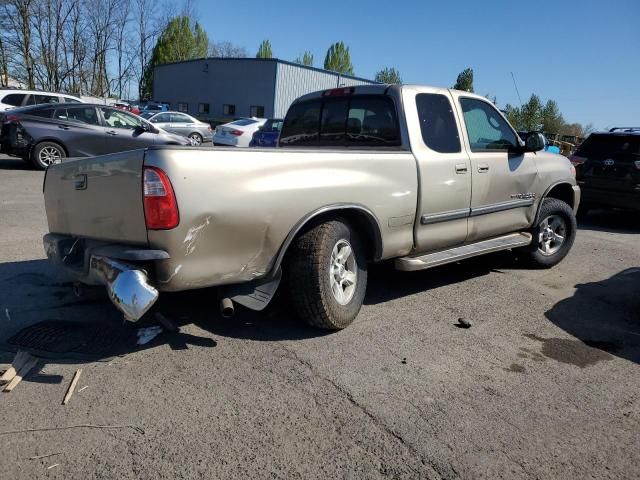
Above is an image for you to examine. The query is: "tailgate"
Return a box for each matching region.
[43,150,148,245]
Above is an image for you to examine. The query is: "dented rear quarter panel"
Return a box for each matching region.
[144,147,418,291]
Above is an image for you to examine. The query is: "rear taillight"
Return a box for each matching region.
[568,155,587,166]
[5,115,20,123]
[230,129,243,136]
[143,166,179,230]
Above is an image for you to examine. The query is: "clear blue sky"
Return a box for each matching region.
[192,0,638,129]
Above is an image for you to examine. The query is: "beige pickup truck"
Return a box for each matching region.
[43,85,579,329]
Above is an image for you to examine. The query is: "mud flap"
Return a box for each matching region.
[225,268,282,312]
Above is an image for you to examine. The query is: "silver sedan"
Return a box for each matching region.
[144,111,213,145]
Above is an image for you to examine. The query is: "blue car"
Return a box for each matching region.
[249,118,283,147]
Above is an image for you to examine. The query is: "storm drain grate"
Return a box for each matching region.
[7,320,134,360]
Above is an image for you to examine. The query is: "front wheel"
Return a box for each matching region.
[286,219,368,330]
[520,198,577,268]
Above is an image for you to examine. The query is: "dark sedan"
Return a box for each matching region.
[0,103,192,169]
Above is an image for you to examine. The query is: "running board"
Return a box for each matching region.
[395,232,532,272]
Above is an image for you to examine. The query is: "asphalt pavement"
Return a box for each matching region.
[0,154,638,479]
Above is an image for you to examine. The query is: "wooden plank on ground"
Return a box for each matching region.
[3,357,39,392]
[0,351,30,385]
[62,369,82,405]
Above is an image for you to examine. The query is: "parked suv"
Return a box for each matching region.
[571,128,640,213]
[0,103,191,169]
[0,89,83,112]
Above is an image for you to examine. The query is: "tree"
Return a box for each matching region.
[142,15,208,99]
[375,67,402,84]
[209,40,248,58]
[294,51,313,66]
[520,94,543,131]
[540,100,564,134]
[453,68,473,92]
[256,39,272,59]
[323,41,353,75]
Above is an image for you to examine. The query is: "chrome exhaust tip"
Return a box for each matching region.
[91,256,159,322]
[108,269,159,322]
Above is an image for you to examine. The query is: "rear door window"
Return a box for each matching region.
[2,93,27,107]
[28,94,61,105]
[151,113,171,123]
[171,113,192,123]
[416,93,461,153]
[65,107,100,125]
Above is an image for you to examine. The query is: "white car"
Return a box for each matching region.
[0,89,83,112]
[213,118,267,147]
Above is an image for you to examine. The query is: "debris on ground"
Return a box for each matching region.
[47,464,59,470]
[62,369,82,405]
[2,351,39,392]
[0,424,145,436]
[136,326,163,345]
[456,317,473,329]
[401,358,407,364]
[28,452,61,460]
[77,386,88,393]
[154,312,179,333]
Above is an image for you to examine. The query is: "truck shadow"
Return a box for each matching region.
[364,251,517,306]
[0,157,31,170]
[0,259,218,379]
[578,208,640,234]
[543,267,640,365]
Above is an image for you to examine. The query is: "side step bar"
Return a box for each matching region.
[395,232,532,272]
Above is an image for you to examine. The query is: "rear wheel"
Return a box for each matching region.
[520,198,576,268]
[286,219,367,330]
[188,132,203,145]
[31,141,65,170]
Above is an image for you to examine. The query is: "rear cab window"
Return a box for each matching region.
[279,94,401,148]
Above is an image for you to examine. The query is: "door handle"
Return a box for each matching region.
[106,130,117,136]
[455,163,468,174]
[58,125,70,130]
[478,164,490,173]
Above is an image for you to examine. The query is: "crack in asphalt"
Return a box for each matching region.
[274,344,451,480]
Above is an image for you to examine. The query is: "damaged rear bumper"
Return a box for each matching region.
[43,234,168,321]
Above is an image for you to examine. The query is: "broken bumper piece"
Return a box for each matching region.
[90,256,159,322]
[43,234,166,322]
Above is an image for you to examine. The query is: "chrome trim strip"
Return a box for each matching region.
[421,208,470,225]
[470,198,535,217]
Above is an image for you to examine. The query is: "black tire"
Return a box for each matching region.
[520,198,577,268]
[188,132,203,145]
[285,219,368,330]
[31,141,65,170]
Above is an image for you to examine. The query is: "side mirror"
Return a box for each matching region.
[525,132,545,152]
